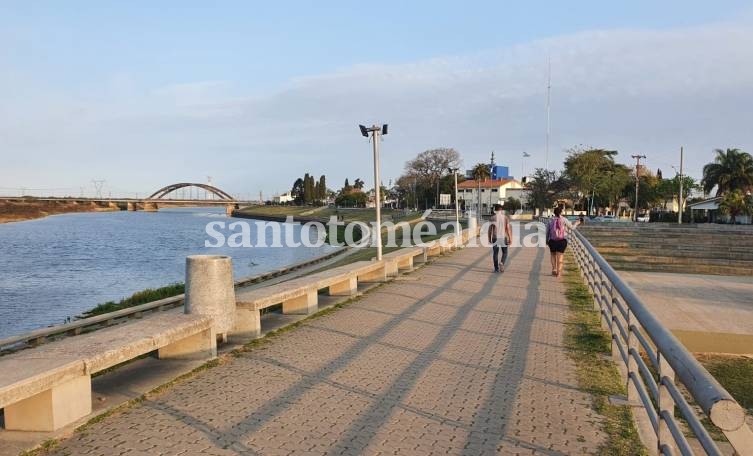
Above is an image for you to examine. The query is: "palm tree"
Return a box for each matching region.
[471,163,491,180]
[718,190,753,224]
[701,148,753,196]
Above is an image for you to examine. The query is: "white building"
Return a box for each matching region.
[457,178,526,215]
[272,192,294,204]
[688,197,753,224]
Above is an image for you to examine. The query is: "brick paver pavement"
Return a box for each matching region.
[48,243,608,455]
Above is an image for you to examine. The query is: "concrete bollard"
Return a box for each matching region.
[185,255,236,342]
[467,212,478,239]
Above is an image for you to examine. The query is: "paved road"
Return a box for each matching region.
[619,271,753,335]
[48,244,607,455]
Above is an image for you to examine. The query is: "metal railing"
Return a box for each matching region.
[0,248,346,354]
[569,227,753,455]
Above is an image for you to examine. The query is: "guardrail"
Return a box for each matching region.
[569,226,753,455]
[0,248,346,354]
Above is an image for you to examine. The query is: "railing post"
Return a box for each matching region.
[657,354,677,454]
[601,280,612,331]
[626,308,639,403]
[595,267,605,312]
[611,295,627,383]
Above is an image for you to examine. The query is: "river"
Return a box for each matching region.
[0,207,337,338]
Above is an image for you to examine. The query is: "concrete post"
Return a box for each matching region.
[185,255,236,342]
[467,211,478,239]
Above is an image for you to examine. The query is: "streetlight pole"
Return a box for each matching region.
[359,124,388,261]
[631,154,647,222]
[522,151,530,180]
[678,146,684,224]
[477,177,482,224]
[450,167,460,248]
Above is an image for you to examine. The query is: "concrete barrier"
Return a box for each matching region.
[383,247,424,277]
[0,313,215,431]
[233,262,377,339]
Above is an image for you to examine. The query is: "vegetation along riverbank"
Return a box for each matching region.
[0,199,120,224]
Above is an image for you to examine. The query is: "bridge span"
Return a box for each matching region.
[0,182,258,215]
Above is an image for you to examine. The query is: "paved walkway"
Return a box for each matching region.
[619,271,753,355]
[48,244,608,455]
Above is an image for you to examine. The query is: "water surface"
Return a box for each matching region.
[0,207,335,338]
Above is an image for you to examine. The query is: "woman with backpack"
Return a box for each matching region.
[546,206,580,277]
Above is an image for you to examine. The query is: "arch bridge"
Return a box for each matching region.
[130,183,244,214]
[146,183,236,201]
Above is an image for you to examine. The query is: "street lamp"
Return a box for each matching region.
[522,151,530,180]
[449,167,461,248]
[359,123,388,261]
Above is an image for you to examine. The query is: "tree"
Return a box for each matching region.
[525,168,559,216]
[470,163,491,180]
[718,190,753,224]
[405,148,462,207]
[353,178,365,190]
[335,191,367,207]
[622,171,662,215]
[303,173,314,204]
[318,175,326,200]
[291,178,304,205]
[656,175,699,211]
[563,147,618,215]
[505,196,521,212]
[702,148,753,196]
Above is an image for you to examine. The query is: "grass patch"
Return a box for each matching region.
[236,205,418,223]
[19,438,61,456]
[563,257,647,455]
[696,354,753,414]
[80,283,184,317]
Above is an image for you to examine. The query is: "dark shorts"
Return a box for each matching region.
[548,239,567,253]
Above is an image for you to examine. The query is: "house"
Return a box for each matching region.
[457,178,525,215]
[688,196,752,224]
[272,192,294,204]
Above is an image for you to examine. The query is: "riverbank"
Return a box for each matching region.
[233,205,419,223]
[0,199,119,223]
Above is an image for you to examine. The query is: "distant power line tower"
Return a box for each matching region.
[91,180,106,199]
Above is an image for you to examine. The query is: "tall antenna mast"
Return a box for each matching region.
[545,53,551,171]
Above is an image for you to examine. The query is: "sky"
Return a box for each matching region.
[2,1,753,199]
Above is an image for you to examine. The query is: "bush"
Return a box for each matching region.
[81,283,185,318]
[649,211,707,223]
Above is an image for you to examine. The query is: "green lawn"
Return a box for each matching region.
[696,354,753,414]
[236,205,420,223]
[563,256,647,455]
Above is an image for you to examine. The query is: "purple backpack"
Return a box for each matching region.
[551,217,566,241]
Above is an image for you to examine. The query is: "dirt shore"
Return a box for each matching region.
[0,199,120,223]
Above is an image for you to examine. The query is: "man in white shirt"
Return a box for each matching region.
[487,204,513,273]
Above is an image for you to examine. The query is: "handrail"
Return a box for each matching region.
[569,226,753,455]
[0,248,346,354]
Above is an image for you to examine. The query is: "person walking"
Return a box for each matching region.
[488,204,512,273]
[546,206,581,277]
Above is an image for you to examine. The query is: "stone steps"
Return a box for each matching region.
[595,244,753,262]
[582,232,753,244]
[579,226,753,275]
[600,253,753,267]
[603,259,753,276]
